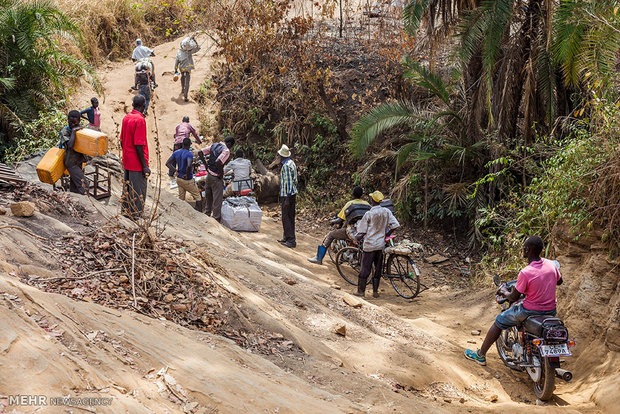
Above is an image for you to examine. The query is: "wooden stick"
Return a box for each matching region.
[31,268,122,282]
[131,232,137,308]
[0,225,46,240]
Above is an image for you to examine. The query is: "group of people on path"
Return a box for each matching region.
[131,35,201,116]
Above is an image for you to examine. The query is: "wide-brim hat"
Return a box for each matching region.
[369,191,384,203]
[278,144,291,157]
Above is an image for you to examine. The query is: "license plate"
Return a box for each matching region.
[539,343,571,357]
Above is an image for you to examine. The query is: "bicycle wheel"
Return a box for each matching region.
[335,246,361,285]
[335,246,372,286]
[386,254,420,299]
[328,239,345,264]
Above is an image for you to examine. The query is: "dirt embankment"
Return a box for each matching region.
[551,226,620,412]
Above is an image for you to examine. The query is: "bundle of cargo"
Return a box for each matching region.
[221,196,263,232]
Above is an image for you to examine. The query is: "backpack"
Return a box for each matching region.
[380,199,396,215]
[344,203,371,225]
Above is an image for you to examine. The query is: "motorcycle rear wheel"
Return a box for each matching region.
[534,357,555,401]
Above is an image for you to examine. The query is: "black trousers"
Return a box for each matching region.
[281,194,296,242]
[121,170,147,220]
[66,164,88,195]
[205,174,224,222]
[358,250,383,294]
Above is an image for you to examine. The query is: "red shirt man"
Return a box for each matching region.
[120,96,150,220]
[120,109,149,171]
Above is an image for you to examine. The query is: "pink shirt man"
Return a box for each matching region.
[201,143,230,176]
[174,122,200,144]
[516,258,562,311]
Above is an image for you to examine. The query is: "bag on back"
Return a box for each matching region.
[344,203,371,225]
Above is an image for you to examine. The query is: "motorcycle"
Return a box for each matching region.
[493,264,575,401]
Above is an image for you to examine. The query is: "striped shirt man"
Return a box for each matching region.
[280,158,298,197]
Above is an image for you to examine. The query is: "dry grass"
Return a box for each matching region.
[51,0,212,61]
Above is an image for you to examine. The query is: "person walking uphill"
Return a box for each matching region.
[166,138,203,211]
[120,95,150,220]
[198,136,235,222]
[277,145,298,249]
[169,116,202,189]
[135,65,151,114]
[59,110,88,195]
[354,191,399,298]
[174,36,201,102]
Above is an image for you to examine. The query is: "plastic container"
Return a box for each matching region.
[36,148,65,184]
[74,128,108,157]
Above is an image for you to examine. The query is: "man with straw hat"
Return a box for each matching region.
[354,190,399,297]
[276,144,298,248]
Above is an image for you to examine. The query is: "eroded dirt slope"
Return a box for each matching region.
[1,33,617,413]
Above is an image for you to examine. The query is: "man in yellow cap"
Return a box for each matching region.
[354,190,400,297]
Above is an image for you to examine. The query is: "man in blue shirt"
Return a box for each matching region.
[276,144,298,248]
[166,138,203,211]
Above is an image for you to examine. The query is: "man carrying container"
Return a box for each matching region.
[166,137,203,211]
[174,36,201,102]
[59,110,88,195]
[354,191,399,298]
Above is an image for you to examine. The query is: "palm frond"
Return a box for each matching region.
[403,58,452,106]
[350,100,422,158]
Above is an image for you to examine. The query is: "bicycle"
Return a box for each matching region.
[334,236,422,299]
[328,238,350,264]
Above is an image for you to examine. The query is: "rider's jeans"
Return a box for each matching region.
[495,303,556,330]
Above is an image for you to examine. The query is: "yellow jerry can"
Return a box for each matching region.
[36,148,66,184]
[74,128,108,157]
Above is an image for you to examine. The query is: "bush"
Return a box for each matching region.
[1,108,66,163]
[476,96,620,278]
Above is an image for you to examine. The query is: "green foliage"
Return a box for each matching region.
[553,0,620,92]
[299,113,340,183]
[0,0,100,122]
[0,0,100,161]
[1,107,66,163]
[477,97,620,261]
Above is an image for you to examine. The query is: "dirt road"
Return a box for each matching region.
[2,35,616,413]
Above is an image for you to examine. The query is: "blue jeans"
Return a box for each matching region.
[495,303,556,330]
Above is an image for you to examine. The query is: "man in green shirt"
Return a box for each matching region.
[307,186,369,265]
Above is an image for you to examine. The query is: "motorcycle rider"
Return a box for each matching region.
[464,235,563,366]
[307,186,369,265]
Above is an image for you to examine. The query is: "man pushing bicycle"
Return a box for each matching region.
[354,191,400,298]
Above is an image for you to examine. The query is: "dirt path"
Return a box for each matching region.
[4,35,613,413]
[73,33,218,179]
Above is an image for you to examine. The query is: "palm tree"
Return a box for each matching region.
[0,0,100,147]
[351,60,486,226]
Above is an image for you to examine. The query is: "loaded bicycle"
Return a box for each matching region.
[335,236,424,299]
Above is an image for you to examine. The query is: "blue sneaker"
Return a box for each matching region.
[464,349,486,366]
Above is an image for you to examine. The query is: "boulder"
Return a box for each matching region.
[10,201,35,217]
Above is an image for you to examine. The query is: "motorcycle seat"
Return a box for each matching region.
[523,316,562,337]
